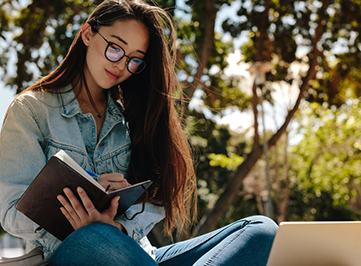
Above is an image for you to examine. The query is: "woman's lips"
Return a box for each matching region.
[106,70,120,80]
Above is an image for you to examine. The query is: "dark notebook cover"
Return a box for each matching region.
[15,150,152,241]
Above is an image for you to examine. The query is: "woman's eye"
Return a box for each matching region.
[109,45,121,53]
[131,58,143,65]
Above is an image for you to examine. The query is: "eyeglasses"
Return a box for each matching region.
[95,29,146,74]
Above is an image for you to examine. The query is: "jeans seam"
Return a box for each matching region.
[159,220,250,263]
[202,224,250,266]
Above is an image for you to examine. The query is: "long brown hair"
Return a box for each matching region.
[23,0,197,236]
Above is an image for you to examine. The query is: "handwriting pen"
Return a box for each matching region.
[84,169,111,192]
[84,169,100,179]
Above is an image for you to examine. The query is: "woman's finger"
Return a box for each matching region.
[57,192,81,227]
[101,196,120,218]
[59,206,77,229]
[62,187,88,219]
[76,187,98,217]
[109,179,130,191]
[105,173,125,182]
[97,173,129,191]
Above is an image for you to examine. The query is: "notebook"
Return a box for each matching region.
[266,221,361,266]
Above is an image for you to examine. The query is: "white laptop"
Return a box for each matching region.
[266,221,361,266]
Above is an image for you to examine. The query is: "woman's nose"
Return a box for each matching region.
[113,57,127,71]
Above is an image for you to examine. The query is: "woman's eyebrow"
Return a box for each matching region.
[111,34,128,45]
[110,34,146,55]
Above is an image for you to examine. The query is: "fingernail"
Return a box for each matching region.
[77,187,84,193]
[64,188,70,194]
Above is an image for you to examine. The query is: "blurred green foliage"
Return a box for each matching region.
[288,100,361,219]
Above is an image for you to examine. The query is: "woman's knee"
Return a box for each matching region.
[49,223,130,265]
[62,223,124,246]
[246,215,278,247]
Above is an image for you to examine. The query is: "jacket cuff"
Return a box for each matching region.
[115,203,165,241]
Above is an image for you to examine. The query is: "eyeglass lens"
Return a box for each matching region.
[106,43,145,74]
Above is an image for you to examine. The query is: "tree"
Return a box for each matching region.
[292,100,361,211]
[191,0,330,236]
[0,0,102,93]
[278,99,361,222]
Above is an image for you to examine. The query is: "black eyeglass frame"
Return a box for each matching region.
[93,28,146,75]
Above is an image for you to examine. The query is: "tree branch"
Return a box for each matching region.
[183,0,218,103]
[252,81,260,146]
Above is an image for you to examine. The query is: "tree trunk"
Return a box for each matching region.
[252,174,265,215]
[274,133,281,216]
[191,144,263,237]
[256,0,272,61]
[277,130,290,223]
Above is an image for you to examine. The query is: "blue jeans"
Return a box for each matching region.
[49,215,278,266]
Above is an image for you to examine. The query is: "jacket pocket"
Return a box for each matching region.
[45,140,88,169]
[112,148,131,173]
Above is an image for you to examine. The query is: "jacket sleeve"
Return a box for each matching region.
[115,203,165,241]
[0,96,54,240]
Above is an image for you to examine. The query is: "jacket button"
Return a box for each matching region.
[81,117,88,123]
[86,146,92,153]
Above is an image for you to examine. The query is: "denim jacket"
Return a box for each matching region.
[0,86,165,260]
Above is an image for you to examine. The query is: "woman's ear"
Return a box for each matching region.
[81,23,88,33]
[81,23,92,47]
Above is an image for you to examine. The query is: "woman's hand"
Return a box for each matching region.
[57,187,124,232]
[97,173,130,191]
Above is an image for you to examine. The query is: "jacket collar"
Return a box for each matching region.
[59,85,125,123]
[59,85,82,118]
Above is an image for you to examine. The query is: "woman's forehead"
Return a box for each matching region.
[101,19,149,53]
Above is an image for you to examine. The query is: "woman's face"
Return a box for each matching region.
[82,19,150,91]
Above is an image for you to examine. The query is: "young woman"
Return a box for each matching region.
[0,0,278,265]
